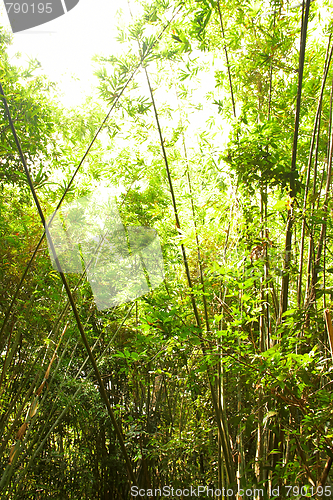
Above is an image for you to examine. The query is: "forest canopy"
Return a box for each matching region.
[1,0,333,498]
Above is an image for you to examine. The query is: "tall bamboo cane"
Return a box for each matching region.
[0,15,178,346]
[297,38,333,307]
[278,0,312,320]
[0,82,138,488]
[143,66,237,493]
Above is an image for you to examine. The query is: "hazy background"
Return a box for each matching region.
[0,0,130,106]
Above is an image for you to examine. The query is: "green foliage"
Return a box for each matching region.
[0,29,59,188]
[2,0,333,497]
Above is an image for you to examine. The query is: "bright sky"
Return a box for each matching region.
[0,0,229,150]
[0,0,129,107]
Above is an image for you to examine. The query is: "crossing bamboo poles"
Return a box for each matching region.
[10,304,134,499]
[0,82,138,489]
[0,8,183,491]
[0,13,178,347]
[143,65,237,494]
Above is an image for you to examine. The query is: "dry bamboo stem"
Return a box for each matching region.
[324,309,333,362]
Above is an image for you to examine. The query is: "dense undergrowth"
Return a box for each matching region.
[1,0,333,498]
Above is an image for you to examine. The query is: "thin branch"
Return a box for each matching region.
[0,14,178,344]
[0,82,138,488]
[278,0,312,320]
[216,0,236,118]
[297,37,333,306]
[143,65,237,494]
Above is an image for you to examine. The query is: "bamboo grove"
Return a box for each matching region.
[1,0,333,498]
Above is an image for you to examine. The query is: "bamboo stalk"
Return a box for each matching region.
[324,309,333,362]
[318,457,333,487]
[176,100,210,332]
[0,372,39,460]
[143,66,237,493]
[307,73,333,308]
[294,436,316,487]
[0,16,176,346]
[1,281,80,460]
[297,38,333,307]
[2,325,82,491]
[10,304,134,496]
[0,82,138,488]
[304,106,322,306]
[0,323,14,395]
[144,67,201,327]
[3,322,68,485]
[278,0,312,320]
[216,0,236,118]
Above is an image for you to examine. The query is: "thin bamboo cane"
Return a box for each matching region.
[215,6,239,487]
[307,74,333,308]
[0,372,39,459]
[0,83,138,488]
[324,309,333,362]
[297,38,333,307]
[6,323,68,468]
[175,100,210,331]
[1,279,77,455]
[304,97,323,305]
[278,0,312,320]
[0,15,177,345]
[0,325,16,395]
[143,67,237,493]
[216,0,236,118]
[9,303,134,497]
[0,326,74,492]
